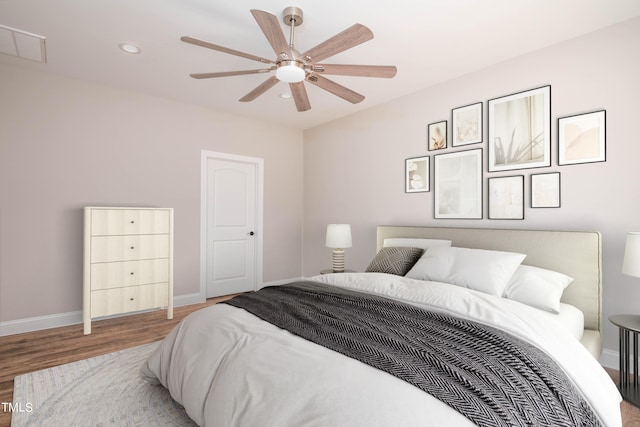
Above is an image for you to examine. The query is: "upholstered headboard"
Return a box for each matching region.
[376,226,603,355]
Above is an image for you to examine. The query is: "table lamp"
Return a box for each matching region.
[325,224,352,272]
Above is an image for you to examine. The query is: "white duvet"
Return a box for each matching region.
[141,273,622,426]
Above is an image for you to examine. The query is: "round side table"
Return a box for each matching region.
[610,314,640,407]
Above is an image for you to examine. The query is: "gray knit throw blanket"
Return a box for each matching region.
[224,281,600,427]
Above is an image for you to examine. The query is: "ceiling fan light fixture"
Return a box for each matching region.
[276,60,305,83]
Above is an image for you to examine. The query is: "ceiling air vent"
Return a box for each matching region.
[0,24,47,63]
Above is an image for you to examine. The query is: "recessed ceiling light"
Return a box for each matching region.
[279,93,292,99]
[119,43,141,54]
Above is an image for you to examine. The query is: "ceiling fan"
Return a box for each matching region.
[181,6,397,112]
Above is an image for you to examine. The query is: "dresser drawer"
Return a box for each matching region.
[90,259,169,290]
[90,283,169,317]
[90,209,170,236]
[91,234,169,263]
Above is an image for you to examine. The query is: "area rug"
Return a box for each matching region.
[11,342,196,426]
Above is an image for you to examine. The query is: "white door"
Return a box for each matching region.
[204,155,261,297]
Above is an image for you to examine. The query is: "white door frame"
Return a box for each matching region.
[200,150,264,300]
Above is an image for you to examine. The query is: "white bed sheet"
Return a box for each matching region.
[142,272,621,427]
[550,302,585,340]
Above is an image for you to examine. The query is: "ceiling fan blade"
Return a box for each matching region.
[239,76,279,102]
[181,36,275,65]
[300,24,373,63]
[250,9,294,59]
[315,64,397,78]
[190,68,274,79]
[306,74,365,104]
[289,82,311,112]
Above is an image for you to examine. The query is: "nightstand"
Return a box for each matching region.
[610,314,640,407]
[320,269,356,275]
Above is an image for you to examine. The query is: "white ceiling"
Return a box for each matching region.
[2,0,640,130]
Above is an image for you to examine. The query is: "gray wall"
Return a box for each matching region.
[0,65,304,322]
[303,17,640,355]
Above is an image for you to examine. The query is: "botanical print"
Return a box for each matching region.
[452,102,482,146]
[428,121,447,151]
[488,176,524,219]
[405,156,429,193]
[531,172,560,208]
[434,149,482,219]
[558,110,606,165]
[488,86,551,171]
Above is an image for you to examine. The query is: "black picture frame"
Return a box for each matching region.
[488,85,551,172]
[531,172,561,208]
[488,175,524,219]
[427,120,447,151]
[558,110,606,165]
[434,148,483,219]
[452,102,483,147]
[405,156,430,193]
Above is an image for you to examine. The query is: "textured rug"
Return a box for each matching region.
[11,342,196,426]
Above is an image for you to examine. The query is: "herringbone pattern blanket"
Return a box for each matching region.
[225,281,600,427]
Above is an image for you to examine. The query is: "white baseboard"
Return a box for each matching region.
[0,293,203,337]
[0,279,304,337]
[600,348,621,371]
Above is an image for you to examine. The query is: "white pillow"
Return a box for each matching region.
[405,246,526,296]
[383,238,452,250]
[503,265,573,313]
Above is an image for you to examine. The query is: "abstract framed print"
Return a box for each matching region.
[405,156,429,193]
[531,172,561,208]
[428,120,447,151]
[488,175,524,219]
[452,102,482,146]
[488,85,551,172]
[558,110,606,165]
[434,148,482,219]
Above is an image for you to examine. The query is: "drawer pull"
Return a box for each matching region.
[130,246,135,250]
[130,272,134,275]
[130,297,134,301]
[130,220,135,224]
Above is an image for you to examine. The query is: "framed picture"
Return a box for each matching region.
[428,120,447,151]
[488,85,551,172]
[434,148,482,219]
[558,110,606,165]
[531,172,561,208]
[405,156,429,193]
[452,102,482,146]
[488,175,524,220]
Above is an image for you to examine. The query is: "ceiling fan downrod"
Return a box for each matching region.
[282,6,303,51]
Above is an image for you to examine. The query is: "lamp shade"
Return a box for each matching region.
[325,224,352,248]
[622,232,640,278]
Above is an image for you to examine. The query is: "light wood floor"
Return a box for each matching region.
[1,298,639,427]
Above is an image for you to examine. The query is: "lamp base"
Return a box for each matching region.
[331,248,345,272]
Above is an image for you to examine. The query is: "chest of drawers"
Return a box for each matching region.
[83,207,174,334]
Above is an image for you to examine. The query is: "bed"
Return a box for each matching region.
[141,226,622,426]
